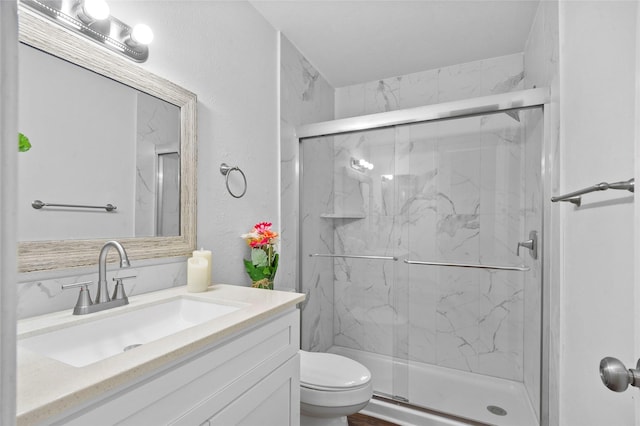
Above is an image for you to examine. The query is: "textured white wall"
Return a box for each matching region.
[558,2,637,425]
[0,2,19,424]
[110,1,280,286]
[17,1,280,317]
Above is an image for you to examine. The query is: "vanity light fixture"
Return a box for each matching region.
[20,0,153,62]
[77,0,110,23]
[350,157,374,173]
[127,23,154,47]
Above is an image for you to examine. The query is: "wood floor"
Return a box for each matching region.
[347,413,399,426]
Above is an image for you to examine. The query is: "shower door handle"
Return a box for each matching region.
[517,231,538,259]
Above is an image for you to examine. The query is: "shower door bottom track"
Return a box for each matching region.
[369,394,491,426]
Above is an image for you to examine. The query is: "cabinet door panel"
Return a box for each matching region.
[209,354,300,426]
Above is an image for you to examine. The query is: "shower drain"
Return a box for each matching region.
[487,405,507,416]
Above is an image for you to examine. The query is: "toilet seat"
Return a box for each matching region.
[300,351,373,409]
[300,350,372,391]
[299,351,373,424]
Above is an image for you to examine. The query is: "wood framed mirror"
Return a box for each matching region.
[18,5,197,273]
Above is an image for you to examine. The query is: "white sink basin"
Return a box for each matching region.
[19,296,241,367]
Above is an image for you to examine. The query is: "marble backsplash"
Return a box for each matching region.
[17,258,186,319]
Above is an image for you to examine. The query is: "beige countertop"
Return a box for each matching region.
[16,284,305,425]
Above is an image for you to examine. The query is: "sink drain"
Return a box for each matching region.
[123,344,142,352]
[487,405,507,416]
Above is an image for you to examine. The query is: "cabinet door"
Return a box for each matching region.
[206,354,300,426]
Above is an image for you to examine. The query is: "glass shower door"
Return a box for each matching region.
[299,126,409,402]
[299,105,544,426]
[398,107,542,425]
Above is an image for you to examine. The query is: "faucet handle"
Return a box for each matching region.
[62,280,93,290]
[111,275,136,302]
[62,281,94,315]
[113,275,137,282]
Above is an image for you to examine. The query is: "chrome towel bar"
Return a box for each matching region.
[309,254,398,261]
[403,259,530,272]
[551,178,634,207]
[309,254,528,271]
[32,200,117,212]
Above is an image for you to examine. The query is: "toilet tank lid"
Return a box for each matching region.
[300,351,372,390]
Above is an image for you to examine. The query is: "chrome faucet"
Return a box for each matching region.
[96,240,131,303]
[62,240,135,315]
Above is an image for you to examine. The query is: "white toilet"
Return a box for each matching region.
[299,350,373,426]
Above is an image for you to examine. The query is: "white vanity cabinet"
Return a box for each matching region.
[48,309,300,426]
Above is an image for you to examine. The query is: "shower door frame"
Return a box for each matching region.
[295,87,552,426]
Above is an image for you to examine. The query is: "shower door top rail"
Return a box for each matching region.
[403,259,530,272]
[295,87,549,139]
[310,253,398,261]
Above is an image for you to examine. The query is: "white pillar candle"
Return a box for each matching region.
[193,248,212,285]
[187,256,208,293]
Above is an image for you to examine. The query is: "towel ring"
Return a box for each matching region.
[220,163,247,198]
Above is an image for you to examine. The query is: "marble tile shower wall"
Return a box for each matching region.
[335,53,524,119]
[279,35,335,351]
[329,53,529,381]
[331,112,527,381]
[300,136,336,352]
[134,92,181,237]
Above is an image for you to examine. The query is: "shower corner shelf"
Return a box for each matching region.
[320,212,366,219]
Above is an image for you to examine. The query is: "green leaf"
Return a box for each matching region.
[251,248,269,267]
[18,133,31,152]
[243,259,267,281]
[244,249,279,283]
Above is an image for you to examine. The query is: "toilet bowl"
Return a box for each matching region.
[300,350,373,426]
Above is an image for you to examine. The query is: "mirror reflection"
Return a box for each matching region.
[18,44,181,241]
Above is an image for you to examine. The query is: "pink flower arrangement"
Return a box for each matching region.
[241,222,279,289]
[241,221,279,248]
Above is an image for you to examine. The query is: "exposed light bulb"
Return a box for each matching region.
[350,157,374,173]
[82,0,110,21]
[131,24,154,45]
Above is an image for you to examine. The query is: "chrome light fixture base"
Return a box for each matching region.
[20,0,151,62]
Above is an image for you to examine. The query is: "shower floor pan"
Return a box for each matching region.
[330,346,539,426]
